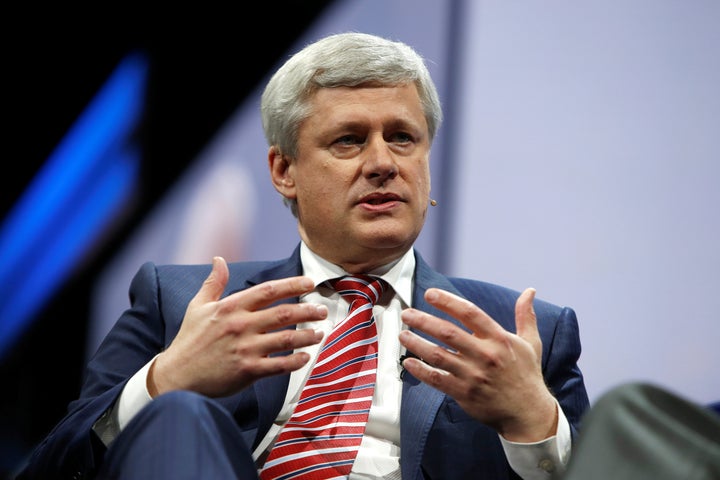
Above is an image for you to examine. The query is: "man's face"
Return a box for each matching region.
[272,83,432,273]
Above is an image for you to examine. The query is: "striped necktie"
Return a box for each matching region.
[259,274,388,480]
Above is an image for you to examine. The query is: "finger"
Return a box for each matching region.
[515,287,542,358]
[192,256,230,305]
[257,302,329,333]
[420,288,505,338]
[223,275,316,312]
[398,328,463,377]
[398,348,463,398]
[255,351,316,378]
[402,355,452,382]
[260,322,325,354]
[400,309,468,354]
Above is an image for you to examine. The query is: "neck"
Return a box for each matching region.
[302,241,410,275]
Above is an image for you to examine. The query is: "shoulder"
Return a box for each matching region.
[445,277,520,326]
[448,276,565,314]
[132,257,297,296]
[445,276,574,332]
[145,259,283,285]
[151,259,277,278]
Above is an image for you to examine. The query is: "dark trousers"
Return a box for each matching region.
[96,391,259,479]
[560,382,720,480]
[96,383,720,479]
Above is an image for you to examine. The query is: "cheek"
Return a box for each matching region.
[308,160,355,194]
[417,174,430,192]
[412,164,431,195]
[297,171,344,210]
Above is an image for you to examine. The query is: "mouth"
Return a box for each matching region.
[359,193,402,206]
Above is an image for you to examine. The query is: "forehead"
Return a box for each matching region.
[307,83,426,126]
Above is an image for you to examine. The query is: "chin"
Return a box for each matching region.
[354,217,421,246]
[362,230,416,251]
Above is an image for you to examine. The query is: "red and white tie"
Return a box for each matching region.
[259,275,387,480]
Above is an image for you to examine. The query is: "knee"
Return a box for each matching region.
[132,390,227,428]
[101,391,255,479]
[149,390,210,414]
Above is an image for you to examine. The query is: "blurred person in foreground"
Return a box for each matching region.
[16,32,589,480]
[559,381,720,480]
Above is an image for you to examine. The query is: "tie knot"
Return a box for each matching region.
[327,274,388,306]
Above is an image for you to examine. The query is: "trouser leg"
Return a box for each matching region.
[97,390,259,480]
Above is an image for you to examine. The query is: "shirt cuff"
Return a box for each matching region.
[91,355,157,447]
[498,399,571,479]
[117,355,157,430]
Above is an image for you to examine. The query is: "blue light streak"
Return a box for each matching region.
[0,52,148,359]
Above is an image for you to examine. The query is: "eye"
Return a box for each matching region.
[328,134,365,159]
[389,131,413,144]
[334,134,364,146]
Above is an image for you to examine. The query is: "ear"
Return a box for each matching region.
[268,146,297,199]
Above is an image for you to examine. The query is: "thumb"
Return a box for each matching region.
[515,287,542,358]
[192,256,229,305]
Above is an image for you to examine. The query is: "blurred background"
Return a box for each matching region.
[1,2,336,475]
[2,1,719,477]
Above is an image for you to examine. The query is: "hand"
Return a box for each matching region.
[399,287,558,442]
[148,256,326,398]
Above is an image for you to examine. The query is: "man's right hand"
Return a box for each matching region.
[148,256,326,398]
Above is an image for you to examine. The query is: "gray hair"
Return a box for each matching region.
[260,32,443,216]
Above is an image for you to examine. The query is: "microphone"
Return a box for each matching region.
[399,350,420,380]
[430,199,438,206]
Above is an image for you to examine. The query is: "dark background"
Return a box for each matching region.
[1,2,335,476]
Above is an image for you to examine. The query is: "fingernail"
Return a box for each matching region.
[400,309,417,324]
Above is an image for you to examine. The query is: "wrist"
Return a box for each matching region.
[500,394,558,443]
[146,354,165,397]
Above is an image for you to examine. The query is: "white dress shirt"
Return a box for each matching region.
[97,243,570,479]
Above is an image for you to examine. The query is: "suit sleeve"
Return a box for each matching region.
[540,305,589,439]
[16,262,169,480]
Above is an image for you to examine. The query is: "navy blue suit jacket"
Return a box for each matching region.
[19,245,589,479]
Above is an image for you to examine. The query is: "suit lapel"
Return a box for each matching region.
[225,246,305,445]
[400,252,466,479]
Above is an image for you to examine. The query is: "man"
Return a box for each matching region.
[17,32,589,479]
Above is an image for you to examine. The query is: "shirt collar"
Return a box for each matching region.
[299,241,415,307]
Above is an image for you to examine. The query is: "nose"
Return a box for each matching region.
[362,135,398,183]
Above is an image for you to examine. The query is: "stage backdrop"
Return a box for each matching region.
[89,0,720,406]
